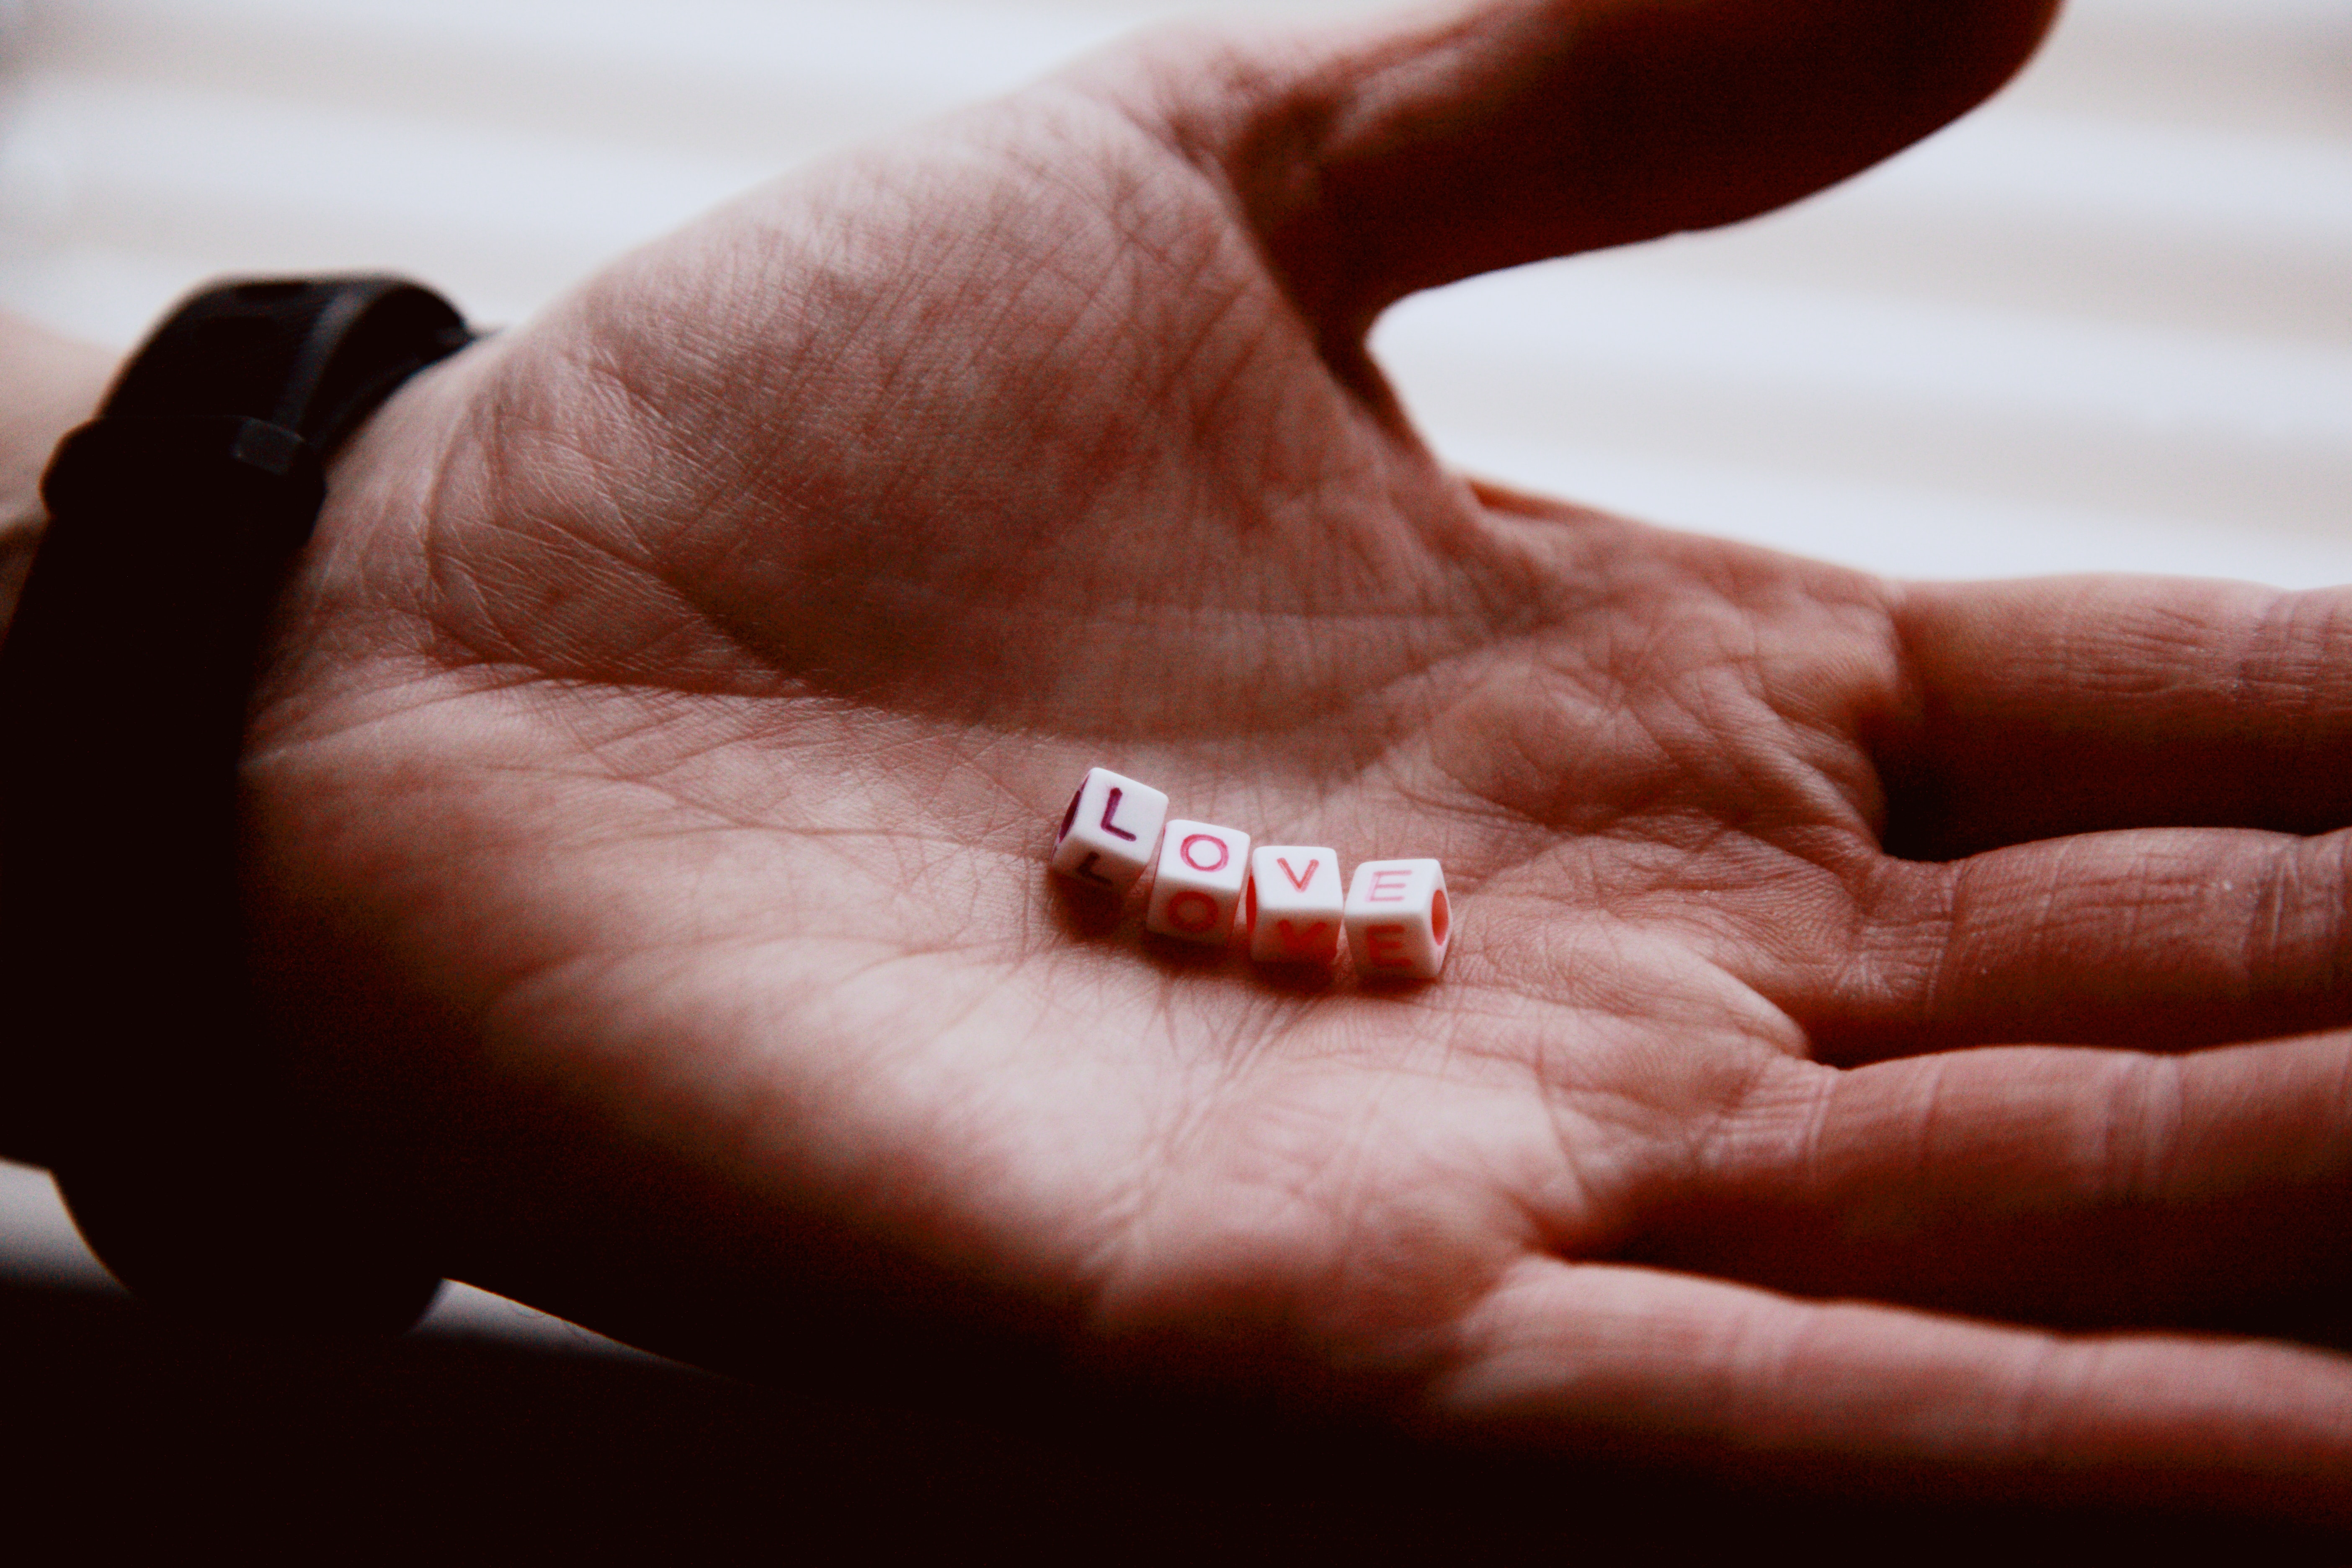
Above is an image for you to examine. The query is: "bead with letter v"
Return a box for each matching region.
[1245,846,1344,965]
[1050,767,1168,895]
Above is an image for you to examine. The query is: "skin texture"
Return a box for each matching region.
[126,0,2352,1520]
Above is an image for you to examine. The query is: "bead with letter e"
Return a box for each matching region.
[1345,859,1451,980]
[1244,846,1344,965]
[1146,820,1251,944]
[1050,766,1168,894]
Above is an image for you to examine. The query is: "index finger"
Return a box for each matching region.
[1877,576,2352,861]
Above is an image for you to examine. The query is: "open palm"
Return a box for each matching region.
[241,0,2352,1519]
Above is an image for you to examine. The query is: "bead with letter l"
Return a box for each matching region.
[1345,859,1451,980]
[1245,846,1344,965]
[1147,820,1251,944]
[1051,767,1168,894]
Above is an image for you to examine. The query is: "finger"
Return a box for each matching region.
[1441,1257,2352,1522]
[1631,1042,2352,1336]
[1880,577,2352,861]
[1793,827,2352,1060]
[1112,0,2058,336]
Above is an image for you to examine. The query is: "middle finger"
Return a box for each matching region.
[1763,827,2352,1063]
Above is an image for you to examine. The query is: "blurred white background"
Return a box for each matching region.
[3,0,2346,583]
[0,0,2345,1336]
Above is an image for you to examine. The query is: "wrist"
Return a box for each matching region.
[2,279,469,1330]
[0,313,117,640]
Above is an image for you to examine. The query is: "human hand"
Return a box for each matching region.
[237,0,2352,1519]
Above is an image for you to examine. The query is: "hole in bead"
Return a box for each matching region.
[1431,887,1450,944]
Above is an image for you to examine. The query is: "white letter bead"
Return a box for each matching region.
[1145,820,1251,944]
[1345,859,1452,980]
[1050,767,1169,894]
[1245,846,1344,965]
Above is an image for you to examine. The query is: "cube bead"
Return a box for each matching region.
[1146,820,1251,945]
[1245,846,1344,965]
[1344,859,1451,980]
[1050,767,1168,895]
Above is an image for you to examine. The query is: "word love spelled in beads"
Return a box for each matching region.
[1050,766,1452,981]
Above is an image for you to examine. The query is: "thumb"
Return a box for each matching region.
[1122,0,2059,340]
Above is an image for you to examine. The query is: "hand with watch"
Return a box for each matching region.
[6,0,2352,1523]
[3,280,473,1331]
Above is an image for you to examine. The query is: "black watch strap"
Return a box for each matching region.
[0,277,471,1333]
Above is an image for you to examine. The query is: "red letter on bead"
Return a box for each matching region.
[1050,767,1169,895]
[1147,820,1251,946]
[1345,859,1451,980]
[1246,846,1343,965]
